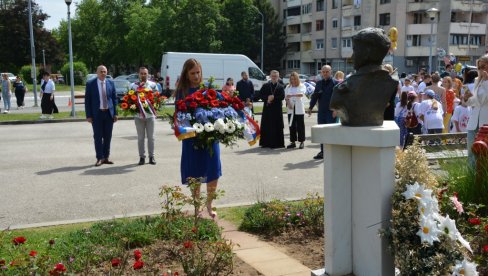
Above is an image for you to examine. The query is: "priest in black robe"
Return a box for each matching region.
[259,70,285,148]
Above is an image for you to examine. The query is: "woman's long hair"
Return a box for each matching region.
[452,77,462,98]
[407,94,417,110]
[400,91,408,107]
[289,71,301,87]
[174,58,202,99]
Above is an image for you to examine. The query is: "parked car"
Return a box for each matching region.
[86,74,113,83]
[114,74,139,84]
[282,73,309,86]
[114,75,128,80]
[1,72,16,82]
[114,79,130,101]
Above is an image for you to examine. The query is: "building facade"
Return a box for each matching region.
[278,0,488,75]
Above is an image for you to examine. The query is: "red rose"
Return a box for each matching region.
[193,92,204,101]
[29,250,38,257]
[176,100,184,106]
[238,102,245,110]
[233,97,242,104]
[189,101,198,109]
[183,241,193,249]
[147,93,154,101]
[222,93,231,101]
[12,236,26,245]
[49,239,55,245]
[483,245,488,253]
[207,89,217,100]
[468,218,481,225]
[219,101,229,107]
[185,95,193,102]
[210,99,220,107]
[134,249,142,261]
[111,258,121,267]
[133,260,144,270]
[199,99,209,107]
[177,103,187,112]
[54,263,66,272]
[232,104,239,110]
[485,224,488,232]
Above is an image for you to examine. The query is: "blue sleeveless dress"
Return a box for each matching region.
[180,87,222,184]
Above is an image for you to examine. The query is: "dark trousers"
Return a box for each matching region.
[15,91,24,107]
[288,113,305,143]
[41,93,54,114]
[92,110,114,160]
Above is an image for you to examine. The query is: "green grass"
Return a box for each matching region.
[0,111,87,122]
[218,206,250,226]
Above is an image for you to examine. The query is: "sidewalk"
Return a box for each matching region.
[217,220,312,276]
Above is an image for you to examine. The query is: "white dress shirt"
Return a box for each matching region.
[97,78,107,109]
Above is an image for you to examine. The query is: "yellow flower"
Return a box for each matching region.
[144,88,150,92]
[128,90,135,95]
[139,93,145,98]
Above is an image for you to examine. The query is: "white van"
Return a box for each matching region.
[160,52,267,95]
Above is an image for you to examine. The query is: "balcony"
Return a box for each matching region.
[406,2,438,13]
[287,15,301,25]
[287,33,301,43]
[406,23,438,35]
[286,52,301,60]
[450,22,486,35]
[341,25,353,37]
[405,46,431,57]
[286,0,301,8]
[449,45,485,56]
[302,13,312,24]
[302,50,313,63]
[342,5,353,17]
[451,0,485,13]
[301,33,312,41]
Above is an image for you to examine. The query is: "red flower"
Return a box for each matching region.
[232,104,239,110]
[111,258,121,267]
[174,272,179,276]
[133,260,144,270]
[12,236,26,245]
[0,259,5,266]
[191,226,197,233]
[193,91,204,101]
[222,93,231,102]
[210,99,220,107]
[120,102,129,109]
[183,241,193,249]
[219,101,229,108]
[134,249,142,261]
[483,245,488,253]
[147,93,154,101]
[177,102,187,112]
[123,95,129,102]
[233,97,242,104]
[49,263,67,275]
[485,224,488,232]
[206,89,217,100]
[131,95,137,101]
[140,96,146,102]
[49,239,55,245]
[185,95,194,102]
[29,250,38,257]
[468,218,481,225]
[176,100,184,106]
[189,101,198,109]
[238,102,245,110]
[199,99,209,107]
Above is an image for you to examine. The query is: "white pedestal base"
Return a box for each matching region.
[311,122,398,276]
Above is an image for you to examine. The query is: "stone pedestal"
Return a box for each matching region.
[311,121,398,276]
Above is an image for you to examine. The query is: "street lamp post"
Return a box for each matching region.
[426,8,438,74]
[65,0,76,117]
[42,49,46,69]
[252,6,264,71]
[28,0,38,107]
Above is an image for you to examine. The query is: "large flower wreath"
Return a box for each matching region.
[119,82,166,117]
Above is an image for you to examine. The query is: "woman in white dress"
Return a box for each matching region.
[285,72,306,149]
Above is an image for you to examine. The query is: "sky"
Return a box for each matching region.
[38,0,79,30]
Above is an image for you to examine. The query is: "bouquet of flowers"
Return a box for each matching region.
[119,82,167,117]
[172,80,260,151]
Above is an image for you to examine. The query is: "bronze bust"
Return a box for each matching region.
[330,28,398,126]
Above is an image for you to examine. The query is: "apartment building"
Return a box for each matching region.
[279,0,488,75]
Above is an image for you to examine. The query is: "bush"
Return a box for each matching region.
[18,65,40,84]
[60,61,88,85]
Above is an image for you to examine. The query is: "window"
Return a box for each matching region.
[379,13,390,26]
[302,3,312,14]
[331,38,338,49]
[332,0,338,9]
[287,60,301,69]
[450,34,484,46]
[287,7,300,17]
[317,0,324,11]
[413,13,423,24]
[249,67,266,81]
[380,0,390,4]
[316,39,324,49]
[332,19,338,28]
[412,35,421,46]
[316,20,324,31]
[342,38,352,48]
[354,16,361,26]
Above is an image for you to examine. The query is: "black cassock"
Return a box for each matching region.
[259,81,285,148]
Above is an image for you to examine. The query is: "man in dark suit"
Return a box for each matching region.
[236,71,254,103]
[307,65,338,159]
[85,65,118,166]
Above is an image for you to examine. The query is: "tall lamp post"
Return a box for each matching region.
[28,0,38,107]
[65,0,76,117]
[426,8,438,74]
[252,6,264,71]
[42,49,46,69]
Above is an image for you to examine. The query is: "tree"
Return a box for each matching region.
[0,0,63,73]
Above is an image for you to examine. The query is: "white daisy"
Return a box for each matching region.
[438,215,458,241]
[226,121,236,133]
[204,122,214,132]
[451,259,478,276]
[416,214,441,245]
[192,123,204,133]
[402,182,431,200]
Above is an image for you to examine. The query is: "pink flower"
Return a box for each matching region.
[449,196,464,214]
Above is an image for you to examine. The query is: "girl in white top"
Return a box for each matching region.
[285,72,306,149]
[465,54,488,167]
[419,89,444,133]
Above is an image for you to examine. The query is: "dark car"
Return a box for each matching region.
[114,79,130,101]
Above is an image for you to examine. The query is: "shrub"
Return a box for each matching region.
[18,65,40,84]
[60,61,88,85]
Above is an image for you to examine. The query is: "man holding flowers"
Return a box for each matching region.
[130,67,161,165]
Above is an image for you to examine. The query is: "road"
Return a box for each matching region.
[0,114,325,229]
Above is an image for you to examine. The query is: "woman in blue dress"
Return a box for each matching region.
[175,58,222,219]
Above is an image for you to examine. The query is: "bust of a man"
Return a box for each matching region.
[330,28,398,126]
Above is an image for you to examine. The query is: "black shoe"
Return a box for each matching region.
[299,142,304,149]
[313,152,323,160]
[286,143,296,149]
[149,157,156,165]
[138,158,145,165]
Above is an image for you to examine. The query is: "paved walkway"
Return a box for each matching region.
[217,220,312,276]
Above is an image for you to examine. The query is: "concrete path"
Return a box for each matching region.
[0,115,324,229]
